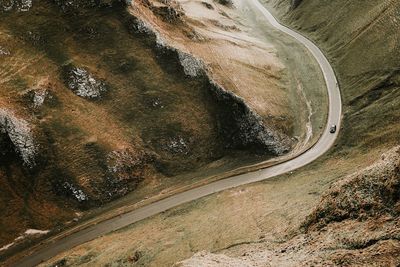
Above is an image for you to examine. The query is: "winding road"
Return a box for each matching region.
[12,1,342,266]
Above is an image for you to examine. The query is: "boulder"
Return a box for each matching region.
[63,64,108,99]
[0,0,32,12]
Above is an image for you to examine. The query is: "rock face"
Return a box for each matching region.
[177,51,205,77]
[0,0,32,12]
[63,65,108,99]
[209,81,291,155]
[128,17,154,34]
[304,146,400,230]
[128,17,291,155]
[152,5,184,24]
[57,181,89,203]
[0,109,36,167]
[162,136,189,155]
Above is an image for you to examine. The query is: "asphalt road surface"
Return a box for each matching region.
[12,1,342,266]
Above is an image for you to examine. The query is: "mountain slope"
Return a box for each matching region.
[33,0,400,266]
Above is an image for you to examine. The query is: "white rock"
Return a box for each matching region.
[0,46,10,56]
[33,89,48,108]
[0,109,37,167]
[24,229,50,235]
[0,242,14,252]
[67,67,107,99]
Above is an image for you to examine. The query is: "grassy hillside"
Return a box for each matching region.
[35,1,400,266]
[0,0,281,246]
[265,0,400,153]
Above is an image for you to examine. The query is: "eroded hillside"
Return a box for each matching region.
[0,0,324,254]
[31,0,400,266]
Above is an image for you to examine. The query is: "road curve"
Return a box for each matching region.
[12,1,342,266]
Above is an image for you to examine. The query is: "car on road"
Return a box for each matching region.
[330,124,337,134]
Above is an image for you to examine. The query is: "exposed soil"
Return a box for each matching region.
[0,0,325,254]
[30,0,400,266]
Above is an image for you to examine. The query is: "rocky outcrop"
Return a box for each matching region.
[127,16,291,155]
[128,17,154,34]
[62,64,108,99]
[0,0,32,12]
[215,0,234,8]
[162,136,189,155]
[0,109,36,167]
[58,181,89,203]
[152,5,184,24]
[177,51,205,77]
[32,89,48,109]
[304,146,400,230]
[105,149,151,198]
[53,0,126,13]
[209,80,291,155]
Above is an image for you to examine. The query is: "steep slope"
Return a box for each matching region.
[265,0,400,153]
[0,0,321,253]
[0,0,241,247]
[33,0,400,266]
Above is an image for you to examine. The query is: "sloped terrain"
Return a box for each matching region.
[266,0,400,153]
[0,0,316,252]
[176,147,400,266]
[34,0,400,266]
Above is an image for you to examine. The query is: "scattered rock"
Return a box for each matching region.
[57,181,89,202]
[304,146,400,230]
[50,258,67,267]
[78,25,101,40]
[152,4,184,24]
[209,19,240,31]
[0,109,37,167]
[150,97,164,108]
[63,64,108,99]
[24,30,44,46]
[163,136,189,155]
[0,0,32,12]
[32,89,48,108]
[152,98,162,108]
[127,17,154,35]
[0,46,10,56]
[105,149,150,198]
[53,0,126,13]
[128,250,143,263]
